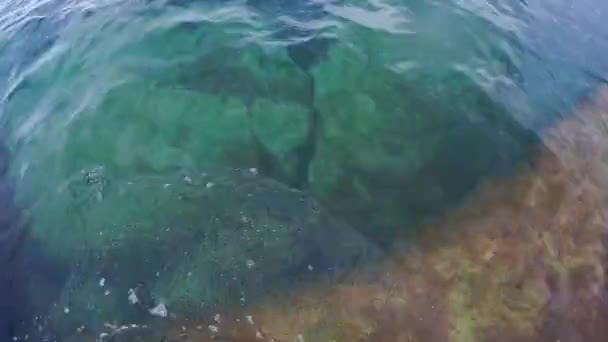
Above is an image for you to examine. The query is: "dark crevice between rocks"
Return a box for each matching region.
[288,73,320,190]
[250,38,330,190]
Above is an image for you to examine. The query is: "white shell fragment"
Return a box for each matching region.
[149,303,168,318]
[127,288,139,304]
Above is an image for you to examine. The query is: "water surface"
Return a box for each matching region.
[1,0,607,340]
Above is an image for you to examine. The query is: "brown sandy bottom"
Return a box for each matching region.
[87,86,608,342]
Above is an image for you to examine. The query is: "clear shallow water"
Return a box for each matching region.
[1,0,608,340]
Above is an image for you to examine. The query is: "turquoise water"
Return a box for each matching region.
[0,0,607,340]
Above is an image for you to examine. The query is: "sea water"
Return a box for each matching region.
[0,0,607,340]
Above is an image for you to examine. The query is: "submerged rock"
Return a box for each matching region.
[25,167,380,339]
[309,42,540,245]
[59,75,312,185]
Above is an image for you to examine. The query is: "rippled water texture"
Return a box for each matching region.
[1,0,608,341]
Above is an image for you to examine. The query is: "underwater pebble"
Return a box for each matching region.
[214,313,221,323]
[295,334,305,342]
[76,325,85,333]
[206,182,215,189]
[246,259,256,268]
[246,315,254,325]
[99,278,105,287]
[249,167,258,175]
[63,307,70,314]
[183,175,192,184]
[307,264,313,271]
[104,290,110,296]
[208,325,219,333]
[256,331,264,339]
[99,333,108,340]
[149,303,168,318]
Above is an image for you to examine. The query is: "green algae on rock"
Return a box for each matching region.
[28,167,380,339]
[59,74,311,179]
[170,45,319,186]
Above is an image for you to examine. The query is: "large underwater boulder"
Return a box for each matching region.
[25,167,379,340]
[307,42,540,245]
[135,18,541,246]
[123,38,539,249]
